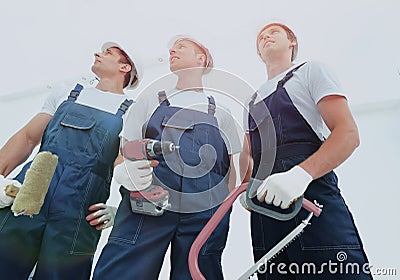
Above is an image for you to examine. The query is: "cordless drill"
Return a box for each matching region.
[121,139,178,216]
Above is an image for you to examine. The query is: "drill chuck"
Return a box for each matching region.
[146,140,179,158]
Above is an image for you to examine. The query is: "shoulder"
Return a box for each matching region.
[40,84,72,115]
[295,60,341,86]
[213,97,237,127]
[47,84,72,101]
[126,89,160,118]
[298,60,337,77]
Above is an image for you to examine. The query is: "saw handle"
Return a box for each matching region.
[188,182,321,280]
[245,178,321,220]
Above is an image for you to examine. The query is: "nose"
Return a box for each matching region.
[169,48,175,55]
[262,33,271,41]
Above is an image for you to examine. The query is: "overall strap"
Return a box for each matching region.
[277,62,307,88]
[207,96,216,115]
[158,91,170,106]
[248,91,258,107]
[116,99,134,117]
[67,84,84,102]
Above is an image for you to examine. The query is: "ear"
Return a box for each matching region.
[196,53,206,67]
[290,41,297,47]
[120,63,132,74]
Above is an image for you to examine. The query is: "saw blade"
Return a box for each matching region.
[238,212,314,280]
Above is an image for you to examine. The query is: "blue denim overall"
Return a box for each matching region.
[248,64,372,280]
[0,84,132,280]
[94,91,231,280]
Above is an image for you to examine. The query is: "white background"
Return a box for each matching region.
[1,0,399,279]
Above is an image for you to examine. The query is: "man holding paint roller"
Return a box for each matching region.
[0,41,145,279]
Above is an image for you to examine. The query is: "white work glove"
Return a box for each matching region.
[86,203,117,230]
[113,160,155,191]
[0,175,21,208]
[256,165,313,209]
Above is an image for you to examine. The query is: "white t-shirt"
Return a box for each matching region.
[41,85,131,117]
[121,89,242,155]
[246,60,345,140]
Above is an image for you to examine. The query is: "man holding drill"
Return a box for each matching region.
[93,35,241,279]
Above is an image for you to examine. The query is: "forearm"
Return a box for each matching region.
[299,126,359,180]
[239,133,253,183]
[0,131,37,176]
[0,113,51,176]
[227,156,237,192]
[113,154,124,167]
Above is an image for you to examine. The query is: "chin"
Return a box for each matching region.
[91,65,99,75]
[169,65,181,73]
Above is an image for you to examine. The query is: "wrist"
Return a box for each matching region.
[292,165,313,184]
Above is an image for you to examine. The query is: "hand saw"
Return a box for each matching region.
[188,181,322,280]
[238,210,317,279]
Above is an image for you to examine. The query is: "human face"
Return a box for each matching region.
[92,47,128,79]
[169,40,205,73]
[257,25,294,61]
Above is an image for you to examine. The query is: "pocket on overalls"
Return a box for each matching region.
[161,114,197,169]
[69,216,102,256]
[109,194,144,245]
[295,172,362,251]
[202,207,232,255]
[0,208,12,233]
[69,172,109,255]
[57,112,108,158]
[49,165,88,214]
[161,114,194,130]
[162,114,196,158]
[250,211,267,250]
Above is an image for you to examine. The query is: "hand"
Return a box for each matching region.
[256,166,313,209]
[86,203,117,230]
[0,175,21,208]
[113,160,157,191]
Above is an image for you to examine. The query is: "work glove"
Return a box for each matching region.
[256,166,313,209]
[0,175,21,208]
[86,203,117,230]
[114,160,157,191]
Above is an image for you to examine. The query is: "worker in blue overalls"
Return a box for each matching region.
[93,35,241,279]
[0,41,140,279]
[239,23,372,279]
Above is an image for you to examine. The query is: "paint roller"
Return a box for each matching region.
[5,151,58,217]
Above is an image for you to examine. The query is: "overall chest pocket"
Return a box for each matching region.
[161,113,194,130]
[162,114,217,170]
[56,113,107,157]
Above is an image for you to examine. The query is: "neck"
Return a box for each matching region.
[175,70,204,92]
[264,53,294,80]
[95,78,125,94]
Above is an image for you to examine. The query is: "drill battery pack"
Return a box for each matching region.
[129,185,170,216]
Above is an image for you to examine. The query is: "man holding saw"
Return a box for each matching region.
[239,22,372,279]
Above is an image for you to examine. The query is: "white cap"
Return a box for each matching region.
[167,35,214,74]
[101,42,141,89]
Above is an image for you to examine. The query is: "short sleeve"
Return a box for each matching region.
[40,86,69,116]
[305,61,346,104]
[215,105,242,155]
